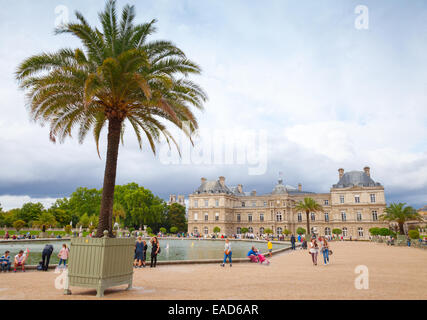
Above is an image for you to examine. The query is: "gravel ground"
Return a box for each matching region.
[0,241,426,300]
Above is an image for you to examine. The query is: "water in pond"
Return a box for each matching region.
[0,239,290,265]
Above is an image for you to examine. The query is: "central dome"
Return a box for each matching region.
[272,178,288,194]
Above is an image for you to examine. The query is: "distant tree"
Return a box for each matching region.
[240,227,249,234]
[89,215,99,228]
[284,229,291,236]
[295,197,323,238]
[13,220,26,231]
[49,208,72,227]
[213,226,221,234]
[79,213,90,228]
[68,187,102,217]
[17,202,44,223]
[369,227,381,236]
[296,227,306,235]
[332,228,342,236]
[37,212,57,228]
[159,227,167,234]
[167,203,187,232]
[408,229,420,240]
[379,228,392,237]
[381,203,422,235]
[170,226,178,234]
[146,227,153,235]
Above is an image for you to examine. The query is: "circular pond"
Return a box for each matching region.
[0,239,290,265]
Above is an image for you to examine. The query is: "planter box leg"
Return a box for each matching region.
[96,285,105,298]
[126,279,133,290]
[63,289,72,295]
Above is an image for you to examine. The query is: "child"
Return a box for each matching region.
[267,239,273,257]
[14,250,26,272]
[0,251,11,272]
[58,244,69,268]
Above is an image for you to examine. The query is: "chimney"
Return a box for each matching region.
[237,184,243,193]
[219,176,225,187]
[338,168,344,179]
[364,166,370,177]
[201,177,207,184]
[298,183,302,191]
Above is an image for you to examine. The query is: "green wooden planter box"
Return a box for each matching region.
[66,231,135,297]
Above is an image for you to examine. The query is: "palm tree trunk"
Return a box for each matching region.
[306,211,310,238]
[96,118,122,237]
[398,222,405,235]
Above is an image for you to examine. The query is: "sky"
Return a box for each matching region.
[0,0,426,210]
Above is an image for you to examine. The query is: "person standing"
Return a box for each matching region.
[42,243,54,271]
[58,244,69,268]
[134,236,144,268]
[309,238,319,266]
[319,236,330,265]
[142,240,148,267]
[267,239,273,257]
[150,237,160,268]
[221,239,232,267]
[290,234,296,250]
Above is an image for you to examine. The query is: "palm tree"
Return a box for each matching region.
[16,0,207,237]
[381,203,422,235]
[295,197,323,238]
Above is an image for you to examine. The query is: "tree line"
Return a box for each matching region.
[0,183,187,234]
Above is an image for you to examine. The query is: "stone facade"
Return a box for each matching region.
[187,167,388,239]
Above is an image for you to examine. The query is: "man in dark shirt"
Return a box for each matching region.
[42,244,54,271]
[290,234,296,250]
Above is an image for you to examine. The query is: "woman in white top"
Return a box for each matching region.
[309,238,319,266]
[221,239,232,267]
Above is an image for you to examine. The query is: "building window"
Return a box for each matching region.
[215,213,219,221]
[263,201,267,207]
[204,200,209,207]
[355,195,360,203]
[370,194,376,203]
[277,227,283,235]
[248,227,253,233]
[215,199,219,207]
[242,202,245,207]
[324,200,329,206]
[342,227,348,237]
[357,212,362,221]
[260,213,264,221]
[237,214,241,222]
[252,201,256,207]
[194,213,198,221]
[311,212,315,221]
[204,227,209,235]
[248,214,253,222]
[341,211,347,222]
[193,227,198,234]
[358,227,364,237]
[298,212,302,222]
[325,227,331,236]
[340,195,345,204]
[276,212,282,222]
[237,227,241,234]
[204,213,209,221]
[259,227,264,234]
[372,211,378,221]
[194,200,198,208]
[324,212,329,222]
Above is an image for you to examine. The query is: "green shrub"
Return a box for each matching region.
[408,229,420,240]
[264,228,273,235]
[213,226,220,234]
[332,228,342,235]
[379,228,392,236]
[13,220,26,231]
[369,227,381,236]
[296,227,306,235]
[64,225,72,234]
[145,227,152,234]
[170,226,178,234]
[159,227,167,234]
[240,227,249,234]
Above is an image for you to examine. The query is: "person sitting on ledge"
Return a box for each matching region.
[14,250,26,272]
[247,246,259,263]
[0,251,11,272]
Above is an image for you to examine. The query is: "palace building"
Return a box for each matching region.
[187,167,388,239]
